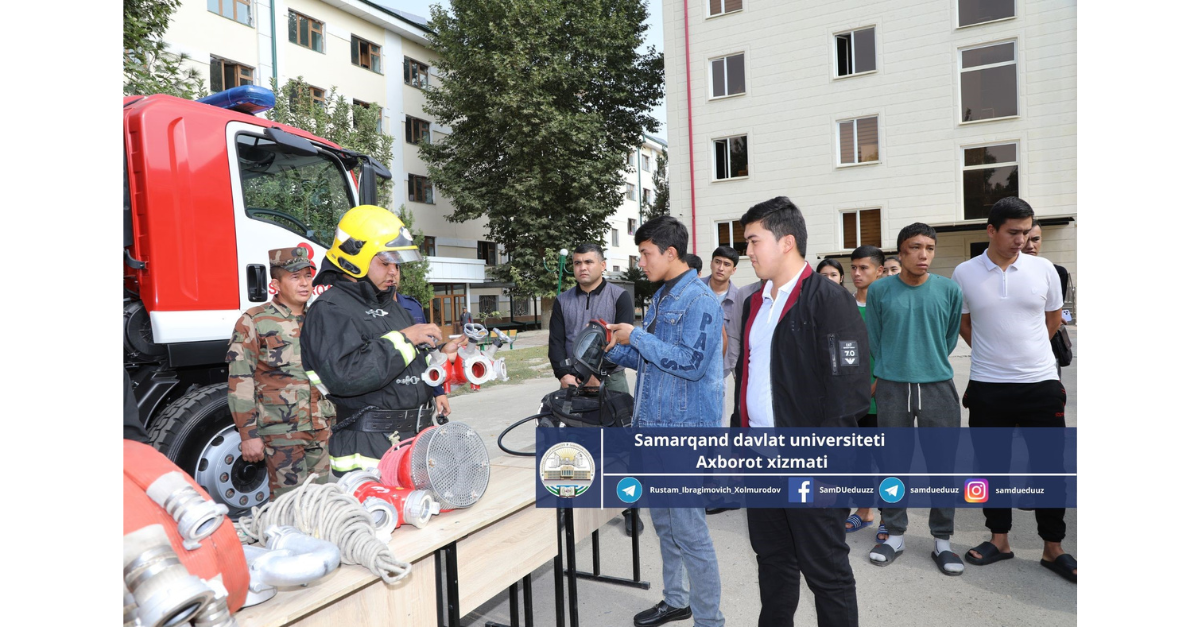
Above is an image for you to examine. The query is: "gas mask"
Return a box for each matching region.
[565,319,617,384]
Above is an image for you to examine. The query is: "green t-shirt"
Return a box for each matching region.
[858,303,876,415]
[864,274,962,383]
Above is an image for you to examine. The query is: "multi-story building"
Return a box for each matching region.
[662,0,1077,304]
[609,134,668,279]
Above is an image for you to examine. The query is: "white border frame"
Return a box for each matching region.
[954,0,1019,30]
[705,0,746,20]
[957,38,1020,125]
[711,133,751,182]
[832,25,878,80]
[708,50,749,100]
[834,114,882,168]
[837,207,884,251]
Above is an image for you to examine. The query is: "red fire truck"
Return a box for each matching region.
[124,86,390,514]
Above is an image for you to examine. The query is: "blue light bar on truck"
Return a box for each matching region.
[197,85,275,115]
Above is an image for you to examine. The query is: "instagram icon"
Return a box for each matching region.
[964,479,989,503]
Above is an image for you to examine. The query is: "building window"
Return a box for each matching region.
[287,10,324,53]
[629,255,638,270]
[479,295,498,314]
[625,184,635,201]
[643,188,652,204]
[710,53,746,98]
[708,0,743,18]
[309,86,326,106]
[629,152,638,168]
[351,36,382,73]
[713,135,749,180]
[611,228,619,247]
[210,56,254,92]
[208,0,252,26]
[962,143,1018,220]
[627,218,636,235]
[406,116,431,145]
[408,174,435,204]
[420,236,436,257]
[404,57,429,88]
[353,100,383,132]
[841,209,882,249]
[838,116,879,166]
[715,220,747,256]
[641,153,651,171]
[612,265,620,274]
[478,241,498,266]
[835,27,876,77]
[958,0,1015,28]
[960,41,1017,123]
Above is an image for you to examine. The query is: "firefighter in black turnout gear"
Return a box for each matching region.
[301,205,469,476]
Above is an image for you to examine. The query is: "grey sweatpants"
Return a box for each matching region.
[875,378,960,540]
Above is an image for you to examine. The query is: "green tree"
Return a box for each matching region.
[621,265,655,316]
[123,0,206,98]
[643,148,670,220]
[420,0,664,302]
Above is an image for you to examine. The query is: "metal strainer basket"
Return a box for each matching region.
[407,422,491,509]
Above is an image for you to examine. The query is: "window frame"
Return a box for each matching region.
[478,241,498,266]
[287,10,325,53]
[625,183,635,201]
[708,52,748,100]
[210,55,255,92]
[955,0,1018,29]
[208,0,253,27]
[351,35,383,74]
[960,140,1020,221]
[408,173,435,204]
[309,86,326,106]
[611,228,619,247]
[712,134,750,182]
[839,208,883,250]
[835,115,881,167]
[706,0,745,19]
[405,115,432,145]
[627,218,636,235]
[420,236,436,257]
[833,26,877,79]
[404,57,430,88]
[714,219,748,256]
[957,39,1019,125]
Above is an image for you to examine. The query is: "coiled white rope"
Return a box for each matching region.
[234,475,411,584]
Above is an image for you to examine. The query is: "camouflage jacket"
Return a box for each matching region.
[227,298,331,439]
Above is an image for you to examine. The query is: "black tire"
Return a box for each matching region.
[147,383,269,515]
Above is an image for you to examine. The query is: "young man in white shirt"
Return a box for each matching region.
[951,196,1076,583]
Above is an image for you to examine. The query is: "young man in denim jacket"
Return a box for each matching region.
[606,216,726,627]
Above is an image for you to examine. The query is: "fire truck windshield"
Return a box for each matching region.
[237,133,355,247]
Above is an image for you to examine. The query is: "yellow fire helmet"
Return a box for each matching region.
[326,204,422,278]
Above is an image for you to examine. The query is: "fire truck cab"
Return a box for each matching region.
[123,86,390,514]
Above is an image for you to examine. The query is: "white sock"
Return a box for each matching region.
[870,534,904,562]
[935,539,964,573]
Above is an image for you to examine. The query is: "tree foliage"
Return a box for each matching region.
[396,205,434,307]
[643,148,670,221]
[421,0,664,298]
[123,0,206,98]
[621,265,656,314]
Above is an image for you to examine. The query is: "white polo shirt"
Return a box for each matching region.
[951,251,1063,383]
[746,264,806,428]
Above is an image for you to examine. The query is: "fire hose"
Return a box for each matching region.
[234,475,411,584]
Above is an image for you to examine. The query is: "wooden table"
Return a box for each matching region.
[237,463,549,627]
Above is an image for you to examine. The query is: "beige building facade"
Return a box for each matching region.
[662,0,1077,308]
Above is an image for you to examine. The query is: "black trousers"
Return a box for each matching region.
[747,508,858,627]
[964,379,1067,543]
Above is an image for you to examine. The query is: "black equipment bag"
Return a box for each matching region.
[538,386,633,428]
[1050,326,1073,367]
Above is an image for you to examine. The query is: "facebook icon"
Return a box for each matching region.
[788,477,815,504]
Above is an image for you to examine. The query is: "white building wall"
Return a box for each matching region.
[607,137,667,276]
[663,0,1077,282]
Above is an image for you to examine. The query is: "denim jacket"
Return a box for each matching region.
[607,269,725,427]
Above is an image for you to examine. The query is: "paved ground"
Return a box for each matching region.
[445,325,1079,626]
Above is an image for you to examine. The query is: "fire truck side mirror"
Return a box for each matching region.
[246,265,268,302]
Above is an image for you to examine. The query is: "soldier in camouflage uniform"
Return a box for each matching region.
[227,247,332,500]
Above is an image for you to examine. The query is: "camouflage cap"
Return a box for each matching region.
[269,247,316,273]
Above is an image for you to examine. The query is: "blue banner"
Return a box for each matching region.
[533,428,1076,509]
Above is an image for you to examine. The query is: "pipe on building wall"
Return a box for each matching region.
[270,0,278,83]
[682,1,698,253]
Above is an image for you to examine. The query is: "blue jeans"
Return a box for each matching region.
[649,507,724,627]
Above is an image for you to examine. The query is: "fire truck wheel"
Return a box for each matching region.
[147,383,270,516]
